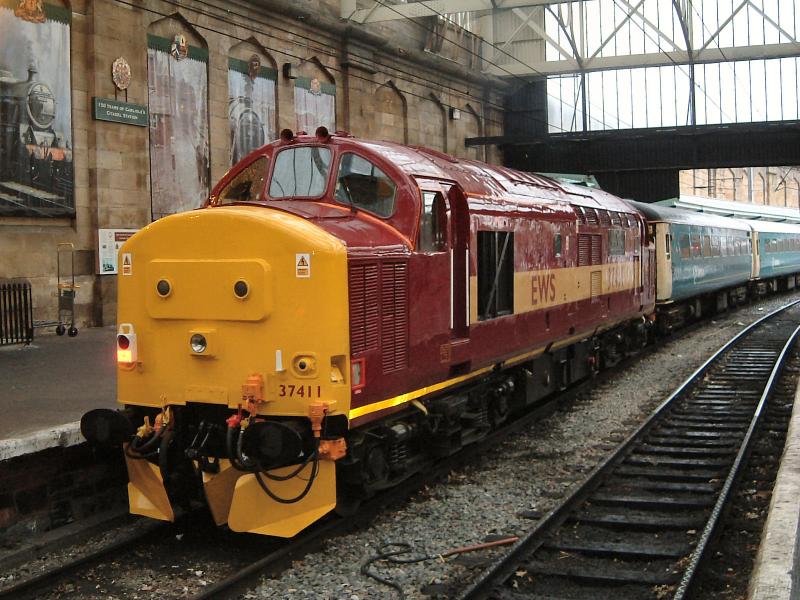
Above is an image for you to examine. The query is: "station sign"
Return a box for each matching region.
[92,97,148,127]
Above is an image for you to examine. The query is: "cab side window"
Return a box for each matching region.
[418,191,448,252]
[217,157,268,204]
[335,153,397,218]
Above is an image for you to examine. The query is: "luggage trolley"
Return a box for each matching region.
[56,243,79,337]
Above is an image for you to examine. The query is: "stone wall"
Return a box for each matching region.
[0,0,505,328]
[0,442,127,537]
[680,167,800,208]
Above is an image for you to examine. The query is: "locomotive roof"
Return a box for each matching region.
[318,135,638,215]
[628,200,752,231]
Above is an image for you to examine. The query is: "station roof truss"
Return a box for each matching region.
[345,0,800,137]
[342,0,800,77]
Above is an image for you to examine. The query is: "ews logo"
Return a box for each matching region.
[531,273,556,306]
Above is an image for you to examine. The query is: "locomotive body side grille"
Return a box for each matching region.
[0,278,34,345]
[381,261,409,373]
[591,235,602,265]
[578,234,603,267]
[348,263,379,355]
[578,234,591,266]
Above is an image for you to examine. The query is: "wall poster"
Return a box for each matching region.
[0,0,73,218]
[146,33,209,221]
[294,76,335,134]
[228,56,276,165]
[97,228,138,274]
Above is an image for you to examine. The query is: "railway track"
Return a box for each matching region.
[4,298,797,600]
[0,517,167,600]
[459,299,800,600]
[0,372,576,600]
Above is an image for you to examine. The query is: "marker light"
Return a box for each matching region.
[351,358,366,391]
[117,324,137,365]
[190,334,207,354]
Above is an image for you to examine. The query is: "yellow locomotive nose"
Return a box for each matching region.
[116,206,351,417]
[115,206,352,537]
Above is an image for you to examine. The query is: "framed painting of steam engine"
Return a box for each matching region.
[146,33,210,221]
[0,0,74,218]
[228,56,276,165]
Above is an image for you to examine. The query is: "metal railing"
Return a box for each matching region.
[0,279,34,345]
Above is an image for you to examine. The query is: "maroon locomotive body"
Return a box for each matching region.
[210,131,655,429]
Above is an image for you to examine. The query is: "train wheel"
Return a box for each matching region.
[334,490,362,517]
[68,327,78,337]
[56,324,66,336]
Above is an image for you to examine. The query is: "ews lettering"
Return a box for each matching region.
[531,273,557,305]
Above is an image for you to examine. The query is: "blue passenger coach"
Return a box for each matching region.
[630,201,752,330]
[747,220,800,291]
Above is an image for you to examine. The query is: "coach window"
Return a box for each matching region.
[679,234,690,258]
[335,153,397,218]
[418,191,447,252]
[477,231,514,320]
[217,157,268,204]
[554,233,562,258]
[691,234,701,258]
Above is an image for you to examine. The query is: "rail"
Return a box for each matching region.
[459,298,800,600]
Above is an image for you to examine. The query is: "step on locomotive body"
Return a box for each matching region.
[88,127,763,538]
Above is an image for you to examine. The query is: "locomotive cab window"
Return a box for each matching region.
[335,153,397,218]
[217,157,268,204]
[477,231,514,320]
[418,191,448,252]
[553,233,562,257]
[269,146,331,198]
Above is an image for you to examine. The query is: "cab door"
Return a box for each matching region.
[415,182,470,342]
[447,185,470,340]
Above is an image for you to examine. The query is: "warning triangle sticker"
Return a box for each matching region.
[297,256,308,267]
[123,255,131,265]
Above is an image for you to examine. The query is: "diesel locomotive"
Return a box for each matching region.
[81,128,800,538]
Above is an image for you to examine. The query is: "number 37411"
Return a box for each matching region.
[277,384,322,399]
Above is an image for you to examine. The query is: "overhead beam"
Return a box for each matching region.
[467,121,800,172]
[483,41,800,76]
[342,0,576,23]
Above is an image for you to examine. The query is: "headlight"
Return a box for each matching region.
[190,334,207,354]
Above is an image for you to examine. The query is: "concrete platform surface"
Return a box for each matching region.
[749,377,800,600]
[0,327,116,444]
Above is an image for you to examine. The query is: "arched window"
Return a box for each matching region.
[294,58,335,133]
[794,179,800,208]
[416,94,447,152]
[756,173,766,205]
[146,15,210,220]
[372,82,407,144]
[228,41,277,165]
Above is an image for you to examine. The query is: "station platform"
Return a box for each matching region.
[749,377,800,599]
[0,327,116,458]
